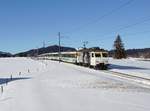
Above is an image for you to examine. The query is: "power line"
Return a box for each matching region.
[122,30,150,37]
[117,17,150,32]
[90,16,150,41]
[67,0,134,34]
[58,32,61,63]
[93,30,150,44]
[33,0,135,49]
[83,41,88,48]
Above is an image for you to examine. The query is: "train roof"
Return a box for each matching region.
[39,47,107,56]
[78,47,108,52]
[39,51,77,56]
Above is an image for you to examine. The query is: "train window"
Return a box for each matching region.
[62,54,76,58]
[102,53,108,57]
[92,53,94,57]
[95,53,101,57]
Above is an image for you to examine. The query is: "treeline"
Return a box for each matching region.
[126,48,150,58]
[14,45,76,57]
[0,45,76,57]
[109,48,150,58]
[0,45,150,58]
[111,34,150,59]
[0,51,12,57]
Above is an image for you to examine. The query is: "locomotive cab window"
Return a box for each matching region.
[95,53,101,57]
[102,53,108,57]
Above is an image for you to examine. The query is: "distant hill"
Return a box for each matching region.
[1,46,150,58]
[126,48,150,58]
[0,51,12,57]
[109,48,150,58]
[14,45,76,57]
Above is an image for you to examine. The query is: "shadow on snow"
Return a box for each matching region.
[0,77,31,85]
[109,64,149,70]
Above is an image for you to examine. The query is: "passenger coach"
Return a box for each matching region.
[38,47,109,70]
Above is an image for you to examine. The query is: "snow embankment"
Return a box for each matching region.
[109,58,150,80]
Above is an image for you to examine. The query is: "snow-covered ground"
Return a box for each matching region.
[0,57,150,111]
[109,58,150,80]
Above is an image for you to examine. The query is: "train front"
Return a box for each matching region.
[91,51,109,69]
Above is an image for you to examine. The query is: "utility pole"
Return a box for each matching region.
[83,41,88,49]
[58,32,61,63]
[82,41,88,65]
[36,47,39,57]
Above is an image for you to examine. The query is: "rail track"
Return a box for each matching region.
[36,58,150,88]
[101,70,150,88]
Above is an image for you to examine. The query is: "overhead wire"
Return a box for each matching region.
[66,0,135,35]
[95,16,150,40]
[63,0,136,47]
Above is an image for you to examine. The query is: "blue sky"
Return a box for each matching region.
[0,0,150,53]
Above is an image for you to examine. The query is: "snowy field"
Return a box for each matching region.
[109,58,150,79]
[0,57,150,111]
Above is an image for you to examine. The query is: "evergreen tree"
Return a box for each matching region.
[113,35,126,59]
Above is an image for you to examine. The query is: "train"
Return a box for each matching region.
[38,48,109,70]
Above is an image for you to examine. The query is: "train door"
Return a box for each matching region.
[84,52,90,66]
[90,52,96,66]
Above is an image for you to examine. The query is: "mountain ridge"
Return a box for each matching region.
[14,45,76,57]
[0,46,150,58]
